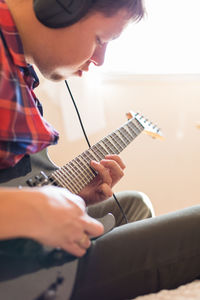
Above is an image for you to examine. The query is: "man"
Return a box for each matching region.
[1,1,200,299]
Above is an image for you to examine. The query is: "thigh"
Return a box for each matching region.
[71,205,200,300]
[88,190,154,226]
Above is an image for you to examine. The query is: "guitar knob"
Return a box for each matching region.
[41,290,56,300]
[35,275,64,300]
[26,178,35,187]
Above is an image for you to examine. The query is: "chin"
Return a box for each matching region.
[49,73,66,81]
[40,68,81,81]
[48,70,81,81]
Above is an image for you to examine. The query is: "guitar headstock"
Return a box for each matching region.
[126,111,164,140]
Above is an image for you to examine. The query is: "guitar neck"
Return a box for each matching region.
[49,117,144,194]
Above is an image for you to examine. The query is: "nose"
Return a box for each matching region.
[90,43,108,67]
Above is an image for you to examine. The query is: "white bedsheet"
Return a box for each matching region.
[135,280,200,300]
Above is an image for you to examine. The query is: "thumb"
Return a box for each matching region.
[83,214,104,238]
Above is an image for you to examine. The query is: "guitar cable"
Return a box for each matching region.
[64,80,128,224]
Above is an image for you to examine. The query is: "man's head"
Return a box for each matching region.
[6,0,145,80]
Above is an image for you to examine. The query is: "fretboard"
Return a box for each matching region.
[49,117,144,194]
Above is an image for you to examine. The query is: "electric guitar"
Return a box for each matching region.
[0,111,163,300]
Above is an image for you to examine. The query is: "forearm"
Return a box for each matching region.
[0,186,103,256]
[0,188,42,240]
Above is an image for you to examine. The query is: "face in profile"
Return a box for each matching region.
[32,9,131,81]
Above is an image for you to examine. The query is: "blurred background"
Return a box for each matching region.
[35,0,200,216]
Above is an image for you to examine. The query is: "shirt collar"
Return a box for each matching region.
[0,0,27,67]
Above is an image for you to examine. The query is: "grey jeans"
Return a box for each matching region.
[70,194,200,299]
[87,190,155,226]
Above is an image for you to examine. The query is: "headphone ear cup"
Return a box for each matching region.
[33,0,93,28]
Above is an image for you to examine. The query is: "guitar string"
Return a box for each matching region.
[47,117,142,189]
[45,118,142,194]
[46,115,143,184]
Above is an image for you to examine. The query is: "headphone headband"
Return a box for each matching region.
[34,0,93,28]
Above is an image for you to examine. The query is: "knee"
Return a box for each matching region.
[115,190,155,220]
[137,191,155,218]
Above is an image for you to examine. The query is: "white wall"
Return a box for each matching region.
[35,73,200,216]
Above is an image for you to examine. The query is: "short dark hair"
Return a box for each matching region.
[89,0,145,22]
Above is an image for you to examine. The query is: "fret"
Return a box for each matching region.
[57,167,80,193]
[68,161,88,187]
[62,175,79,193]
[63,164,83,192]
[129,119,144,134]
[100,139,112,154]
[85,149,100,162]
[88,147,104,161]
[75,156,89,175]
[53,156,95,194]
[103,136,119,154]
[112,132,127,149]
[79,153,97,179]
[91,145,105,161]
[74,156,95,181]
[69,161,88,185]
[98,140,110,157]
[109,134,124,152]
[119,127,133,143]
[107,135,121,153]
[116,128,132,145]
[51,169,76,193]
[52,169,68,187]
[69,160,88,190]
[61,166,82,191]
[126,123,138,138]
[95,142,108,157]
[50,171,64,187]
[61,168,79,193]
[81,152,91,165]
[79,154,96,184]
[134,118,145,131]
[49,115,148,195]
[130,123,141,135]
[78,156,96,182]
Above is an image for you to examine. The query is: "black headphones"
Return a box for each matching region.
[33,0,94,29]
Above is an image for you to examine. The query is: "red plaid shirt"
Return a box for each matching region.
[0,0,59,169]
